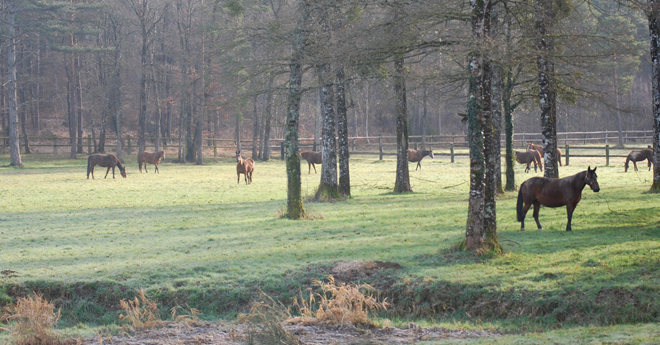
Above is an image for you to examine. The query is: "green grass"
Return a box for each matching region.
[1,153,660,342]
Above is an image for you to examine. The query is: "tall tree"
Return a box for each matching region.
[336,67,350,197]
[647,0,660,192]
[314,63,340,201]
[5,0,23,167]
[393,56,412,193]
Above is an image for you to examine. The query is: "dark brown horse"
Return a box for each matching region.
[527,142,562,166]
[515,149,543,173]
[517,166,599,232]
[138,150,165,173]
[624,149,653,172]
[300,151,322,174]
[408,149,434,170]
[236,151,255,184]
[87,154,127,179]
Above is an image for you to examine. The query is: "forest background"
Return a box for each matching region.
[0,0,652,165]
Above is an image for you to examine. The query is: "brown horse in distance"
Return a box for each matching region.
[236,151,255,184]
[138,150,165,173]
[87,154,127,179]
[515,149,543,173]
[408,149,434,170]
[624,149,653,172]
[517,166,599,232]
[527,142,562,166]
[300,151,322,174]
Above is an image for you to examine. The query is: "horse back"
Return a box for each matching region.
[521,175,581,208]
[407,149,421,162]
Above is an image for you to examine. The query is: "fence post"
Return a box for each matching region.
[213,139,217,158]
[565,144,569,166]
[605,130,608,145]
[53,137,58,155]
[281,141,285,160]
[87,135,92,154]
[379,136,383,160]
[450,143,455,163]
[605,144,610,166]
[352,138,356,152]
[127,135,132,154]
[414,142,418,150]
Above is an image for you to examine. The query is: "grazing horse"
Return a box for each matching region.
[408,149,434,170]
[517,166,599,232]
[138,150,165,173]
[515,149,543,173]
[300,151,322,174]
[527,142,563,166]
[624,149,653,172]
[87,154,127,179]
[236,151,255,184]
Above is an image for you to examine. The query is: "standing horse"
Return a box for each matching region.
[138,150,165,173]
[87,154,127,179]
[300,151,322,174]
[236,151,255,184]
[515,149,543,173]
[408,149,434,170]
[527,142,563,166]
[624,149,653,172]
[517,166,599,232]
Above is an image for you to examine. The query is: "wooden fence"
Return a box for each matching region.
[0,129,654,166]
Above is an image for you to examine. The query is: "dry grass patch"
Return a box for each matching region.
[290,275,389,327]
[239,294,303,345]
[1,293,62,345]
[118,290,163,330]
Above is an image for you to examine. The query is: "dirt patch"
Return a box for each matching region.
[71,321,498,344]
[331,261,403,281]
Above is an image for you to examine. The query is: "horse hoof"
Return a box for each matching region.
[539,228,544,231]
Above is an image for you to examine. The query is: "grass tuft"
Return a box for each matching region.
[118,290,163,330]
[1,293,62,345]
[239,293,302,345]
[290,275,389,327]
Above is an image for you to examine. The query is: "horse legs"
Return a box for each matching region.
[649,159,653,171]
[312,163,317,174]
[104,167,112,179]
[633,161,639,171]
[154,164,159,173]
[237,172,241,184]
[532,201,543,230]
[524,163,530,173]
[416,162,421,170]
[520,201,532,231]
[565,202,577,231]
[88,166,95,179]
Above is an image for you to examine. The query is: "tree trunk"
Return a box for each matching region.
[284,0,310,219]
[314,63,340,201]
[262,76,274,161]
[252,94,260,159]
[76,56,84,154]
[393,57,412,193]
[503,67,518,192]
[6,0,22,167]
[536,0,559,178]
[648,0,660,192]
[337,67,350,197]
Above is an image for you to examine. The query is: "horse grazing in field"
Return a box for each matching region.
[515,149,543,173]
[138,150,165,173]
[408,149,434,170]
[236,151,255,184]
[527,142,562,166]
[624,149,653,172]
[517,166,599,232]
[87,154,127,179]
[300,151,322,174]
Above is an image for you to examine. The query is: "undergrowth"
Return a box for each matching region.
[1,293,62,345]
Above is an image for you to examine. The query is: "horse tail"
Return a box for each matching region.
[516,184,525,222]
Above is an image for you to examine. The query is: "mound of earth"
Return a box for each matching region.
[331,260,403,281]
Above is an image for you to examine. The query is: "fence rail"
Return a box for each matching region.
[1,129,654,166]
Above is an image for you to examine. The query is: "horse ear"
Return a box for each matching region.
[593,166,597,172]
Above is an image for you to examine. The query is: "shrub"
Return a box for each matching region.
[1,293,62,345]
[290,275,389,327]
[118,290,163,330]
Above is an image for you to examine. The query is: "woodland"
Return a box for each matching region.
[2,1,660,248]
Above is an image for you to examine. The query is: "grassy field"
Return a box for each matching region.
[1,152,660,342]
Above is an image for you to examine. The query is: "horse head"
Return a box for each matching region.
[159,151,165,161]
[428,149,434,159]
[585,166,599,192]
[236,150,243,163]
[119,165,127,178]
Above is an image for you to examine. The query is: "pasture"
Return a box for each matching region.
[1,153,660,342]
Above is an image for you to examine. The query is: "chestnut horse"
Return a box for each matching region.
[527,142,562,166]
[517,166,599,232]
[624,149,653,172]
[236,151,255,184]
[87,154,126,179]
[515,149,543,173]
[408,149,434,170]
[300,151,322,174]
[138,150,165,173]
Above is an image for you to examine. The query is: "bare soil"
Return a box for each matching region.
[73,321,498,345]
